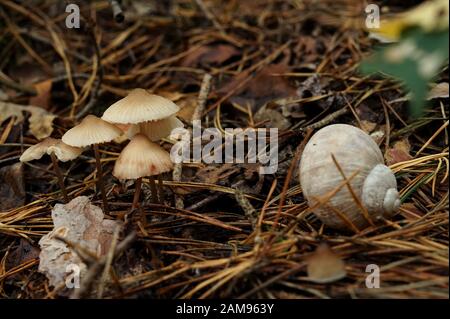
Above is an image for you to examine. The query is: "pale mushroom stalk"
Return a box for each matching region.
[93,144,109,213]
[49,152,69,202]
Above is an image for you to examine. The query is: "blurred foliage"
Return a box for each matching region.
[361,0,449,117]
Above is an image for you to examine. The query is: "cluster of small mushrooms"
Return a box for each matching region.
[20,91,400,232]
[20,88,183,214]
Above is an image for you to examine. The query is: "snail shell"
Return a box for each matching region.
[299,124,400,230]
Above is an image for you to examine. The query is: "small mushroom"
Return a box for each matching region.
[20,137,83,202]
[101,88,182,197]
[62,115,122,213]
[113,133,173,210]
[101,88,180,124]
[126,115,184,142]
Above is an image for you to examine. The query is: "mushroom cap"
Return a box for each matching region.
[62,115,122,147]
[20,138,82,162]
[113,133,173,180]
[127,116,184,141]
[20,137,58,162]
[101,88,180,124]
[47,141,83,162]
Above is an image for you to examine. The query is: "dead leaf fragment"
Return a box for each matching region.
[306,244,346,284]
[0,101,56,139]
[38,196,122,292]
[181,44,240,67]
[0,162,25,211]
[29,79,53,110]
[385,138,413,165]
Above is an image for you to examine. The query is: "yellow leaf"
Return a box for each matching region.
[370,0,449,42]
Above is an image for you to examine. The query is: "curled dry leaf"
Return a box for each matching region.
[306,243,346,284]
[0,101,56,139]
[181,44,240,67]
[29,79,53,110]
[38,196,122,291]
[385,138,413,165]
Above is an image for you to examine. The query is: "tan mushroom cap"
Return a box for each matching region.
[101,88,180,124]
[126,116,184,141]
[20,137,82,162]
[47,141,83,162]
[113,133,173,180]
[62,115,122,147]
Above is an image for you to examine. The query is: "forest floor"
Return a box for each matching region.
[0,0,448,299]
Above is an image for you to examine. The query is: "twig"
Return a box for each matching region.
[300,107,349,132]
[71,232,136,299]
[97,226,121,298]
[192,73,212,123]
[173,73,213,209]
[193,0,225,34]
[235,188,257,229]
[75,19,103,120]
[0,71,37,96]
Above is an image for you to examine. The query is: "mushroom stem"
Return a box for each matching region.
[157,174,165,204]
[50,153,69,203]
[132,177,142,210]
[148,176,159,203]
[93,144,109,213]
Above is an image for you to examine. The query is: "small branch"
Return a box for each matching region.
[0,71,37,96]
[300,107,349,132]
[193,0,225,34]
[235,188,257,230]
[173,73,212,209]
[96,226,121,298]
[70,232,136,299]
[192,73,212,123]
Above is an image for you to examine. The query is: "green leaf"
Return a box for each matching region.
[361,28,449,117]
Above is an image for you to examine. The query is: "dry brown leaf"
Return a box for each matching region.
[0,101,56,139]
[306,243,346,284]
[38,196,122,292]
[218,64,297,109]
[5,238,40,271]
[0,162,25,211]
[385,138,413,165]
[29,79,53,110]
[181,44,240,67]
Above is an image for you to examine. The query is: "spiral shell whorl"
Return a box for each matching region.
[299,124,400,230]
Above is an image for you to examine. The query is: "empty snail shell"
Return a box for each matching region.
[299,124,400,230]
